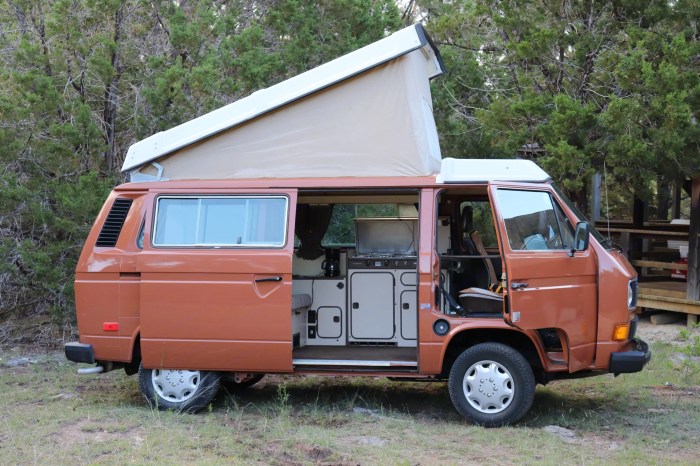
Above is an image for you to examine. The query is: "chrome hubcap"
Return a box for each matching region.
[463,360,514,414]
[151,369,201,403]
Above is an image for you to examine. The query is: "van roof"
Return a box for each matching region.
[437,158,550,183]
[122,24,444,178]
[115,158,551,191]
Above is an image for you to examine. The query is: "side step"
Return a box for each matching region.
[292,358,417,368]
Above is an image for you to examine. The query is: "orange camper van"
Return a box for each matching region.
[65,25,650,426]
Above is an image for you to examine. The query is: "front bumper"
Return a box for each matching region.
[609,338,651,374]
[64,342,95,364]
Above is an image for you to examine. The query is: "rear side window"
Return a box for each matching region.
[153,196,288,247]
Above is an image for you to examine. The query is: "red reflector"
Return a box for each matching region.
[103,322,119,331]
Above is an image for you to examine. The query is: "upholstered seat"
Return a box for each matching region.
[457,230,503,314]
[291,294,312,311]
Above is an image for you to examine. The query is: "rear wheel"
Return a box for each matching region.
[448,342,535,427]
[138,363,221,412]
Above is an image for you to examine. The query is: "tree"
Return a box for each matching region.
[418,0,699,213]
[0,0,401,341]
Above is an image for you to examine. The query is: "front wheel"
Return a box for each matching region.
[448,343,535,427]
[138,363,221,412]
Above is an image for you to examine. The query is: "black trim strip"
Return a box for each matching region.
[414,23,446,75]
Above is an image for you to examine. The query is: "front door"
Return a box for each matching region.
[489,183,597,372]
[139,190,297,372]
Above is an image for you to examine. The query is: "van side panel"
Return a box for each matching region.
[75,192,146,362]
[138,254,294,371]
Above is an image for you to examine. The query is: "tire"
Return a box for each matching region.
[448,342,535,427]
[138,363,221,413]
[222,374,265,391]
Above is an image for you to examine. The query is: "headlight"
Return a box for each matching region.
[628,279,638,310]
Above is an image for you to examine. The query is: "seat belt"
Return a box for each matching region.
[439,282,464,313]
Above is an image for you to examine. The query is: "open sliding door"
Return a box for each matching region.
[139,189,297,372]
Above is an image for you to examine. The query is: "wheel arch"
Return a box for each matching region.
[125,331,141,375]
[441,327,546,383]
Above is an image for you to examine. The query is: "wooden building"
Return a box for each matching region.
[595,178,700,326]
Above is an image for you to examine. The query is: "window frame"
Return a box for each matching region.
[151,194,289,249]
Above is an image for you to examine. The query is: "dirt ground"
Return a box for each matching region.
[635,312,697,344]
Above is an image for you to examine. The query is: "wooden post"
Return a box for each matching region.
[591,173,601,222]
[630,197,646,264]
[620,231,631,260]
[687,178,700,304]
[633,197,646,226]
[672,181,682,220]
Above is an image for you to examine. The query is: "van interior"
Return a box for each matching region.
[290,187,502,372]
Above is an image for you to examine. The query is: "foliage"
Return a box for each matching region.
[0,0,698,339]
[0,0,401,340]
[677,323,700,381]
[420,0,700,210]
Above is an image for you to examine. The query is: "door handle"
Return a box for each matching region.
[255,276,283,283]
[511,282,528,290]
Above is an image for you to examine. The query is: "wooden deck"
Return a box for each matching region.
[638,281,700,318]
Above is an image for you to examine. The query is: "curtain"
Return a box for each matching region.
[295,204,334,260]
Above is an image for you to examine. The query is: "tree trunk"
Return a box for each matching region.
[655,176,671,221]
[103,3,125,172]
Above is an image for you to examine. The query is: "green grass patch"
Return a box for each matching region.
[0,342,698,465]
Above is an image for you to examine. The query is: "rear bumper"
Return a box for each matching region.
[64,342,95,364]
[609,338,651,374]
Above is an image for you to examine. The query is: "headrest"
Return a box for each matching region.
[461,205,474,233]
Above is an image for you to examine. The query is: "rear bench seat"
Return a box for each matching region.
[292,294,312,311]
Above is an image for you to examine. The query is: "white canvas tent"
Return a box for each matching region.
[122,24,445,181]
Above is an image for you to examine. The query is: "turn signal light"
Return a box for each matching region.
[103,322,119,331]
[612,323,629,341]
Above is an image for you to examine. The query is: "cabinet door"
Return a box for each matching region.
[317,307,342,338]
[400,290,417,340]
[350,272,395,339]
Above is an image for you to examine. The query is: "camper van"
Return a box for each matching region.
[64,25,650,427]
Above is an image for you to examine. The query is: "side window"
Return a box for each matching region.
[495,190,572,251]
[459,200,498,248]
[136,217,145,249]
[153,196,287,247]
[322,204,400,247]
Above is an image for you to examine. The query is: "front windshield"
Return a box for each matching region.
[551,184,613,250]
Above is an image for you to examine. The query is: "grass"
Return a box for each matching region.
[0,341,698,465]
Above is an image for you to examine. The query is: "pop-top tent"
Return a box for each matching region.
[122,24,445,181]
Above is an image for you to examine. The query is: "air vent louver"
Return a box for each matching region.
[96,198,133,247]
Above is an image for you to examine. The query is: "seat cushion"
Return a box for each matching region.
[458,287,502,301]
[458,287,503,314]
[292,293,312,310]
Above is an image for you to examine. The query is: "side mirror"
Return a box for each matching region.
[569,221,590,256]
